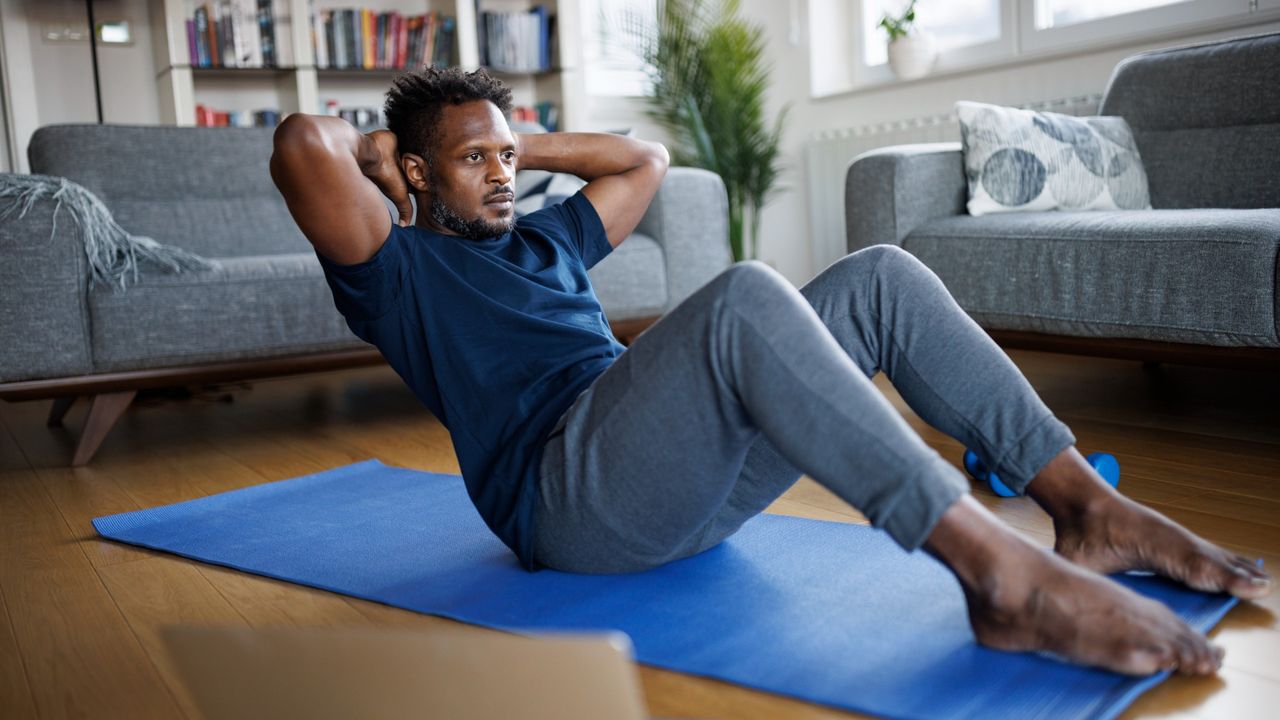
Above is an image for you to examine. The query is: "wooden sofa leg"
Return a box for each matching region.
[47,397,77,427]
[71,391,137,466]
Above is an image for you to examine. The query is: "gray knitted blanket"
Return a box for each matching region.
[0,174,217,291]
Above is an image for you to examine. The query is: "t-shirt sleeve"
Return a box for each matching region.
[525,190,613,270]
[314,225,405,324]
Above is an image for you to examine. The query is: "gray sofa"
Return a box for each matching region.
[845,32,1279,369]
[0,123,730,464]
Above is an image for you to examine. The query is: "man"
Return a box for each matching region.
[270,68,1271,678]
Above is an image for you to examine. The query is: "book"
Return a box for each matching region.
[314,8,329,68]
[194,7,209,66]
[257,0,276,66]
[219,1,235,67]
[361,9,371,69]
[186,19,197,66]
[207,2,221,66]
[229,0,246,67]
[325,9,337,67]
[436,15,455,67]
[334,10,347,68]
[375,12,385,68]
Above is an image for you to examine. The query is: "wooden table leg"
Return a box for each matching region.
[47,397,77,427]
[71,390,137,466]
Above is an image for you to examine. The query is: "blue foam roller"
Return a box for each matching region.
[962,448,984,479]
[963,448,1018,497]
[987,472,1018,498]
[1088,452,1121,489]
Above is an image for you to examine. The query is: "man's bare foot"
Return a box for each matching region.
[1028,449,1273,600]
[927,496,1224,676]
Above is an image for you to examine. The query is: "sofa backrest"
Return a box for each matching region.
[27,124,311,258]
[1098,31,1280,210]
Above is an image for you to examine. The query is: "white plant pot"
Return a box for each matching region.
[887,33,937,80]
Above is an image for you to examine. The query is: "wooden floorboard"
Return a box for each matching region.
[1,350,1277,719]
[0,584,37,719]
[95,557,250,719]
[0,460,187,719]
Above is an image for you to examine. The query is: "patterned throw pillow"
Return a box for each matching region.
[514,168,587,218]
[511,126,637,217]
[955,101,1152,216]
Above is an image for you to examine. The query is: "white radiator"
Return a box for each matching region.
[804,94,1103,274]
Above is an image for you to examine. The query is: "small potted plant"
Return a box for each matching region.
[878,0,936,80]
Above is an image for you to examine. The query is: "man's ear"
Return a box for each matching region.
[400,152,430,193]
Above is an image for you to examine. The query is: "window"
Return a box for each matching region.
[582,0,656,97]
[1019,0,1255,53]
[814,0,1276,96]
[861,0,1002,66]
[1034,0,1193,29]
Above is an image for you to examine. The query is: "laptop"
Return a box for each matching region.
[162,623,652,720]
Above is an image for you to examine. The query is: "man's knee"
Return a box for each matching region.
[714,260,794,305]
[840,244,918,277]
[827,244,942,297]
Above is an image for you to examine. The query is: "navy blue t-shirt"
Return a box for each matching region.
[316,191,625,570]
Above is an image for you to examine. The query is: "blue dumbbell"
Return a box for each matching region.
[962,449,1119,498]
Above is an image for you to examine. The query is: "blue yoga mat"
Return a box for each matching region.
[95,459,1240,720]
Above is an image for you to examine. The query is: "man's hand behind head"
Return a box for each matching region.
[364,129,415,227]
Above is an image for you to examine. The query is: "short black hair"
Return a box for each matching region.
[383,67,513,161]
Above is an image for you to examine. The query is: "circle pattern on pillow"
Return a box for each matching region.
[956,101,1152,216]
[982,149,1045,206]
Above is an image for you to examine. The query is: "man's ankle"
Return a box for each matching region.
[1026,447,1118,522]
[923,495,1035,601]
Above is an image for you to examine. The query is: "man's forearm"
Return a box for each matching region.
[516,132,667,180]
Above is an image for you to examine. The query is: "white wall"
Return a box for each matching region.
[0,6,11,172]
[671,1,1280,286]
[0,0,160,173]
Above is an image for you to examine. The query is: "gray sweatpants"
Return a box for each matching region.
[534,245,1076,574]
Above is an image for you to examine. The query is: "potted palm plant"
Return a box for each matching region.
[622,0,788,263]
[879,0,936,80]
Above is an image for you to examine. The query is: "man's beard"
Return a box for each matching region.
[428,174,515,241]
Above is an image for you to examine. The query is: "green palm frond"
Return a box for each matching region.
[618,0,788,261]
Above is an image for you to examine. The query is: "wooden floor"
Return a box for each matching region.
[1,349,1277,719]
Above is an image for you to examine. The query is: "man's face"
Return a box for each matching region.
[425,101,517,240]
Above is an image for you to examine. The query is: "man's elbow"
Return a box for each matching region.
[273,115,323,160]
[647,141,671,171]
[637,141,670,185]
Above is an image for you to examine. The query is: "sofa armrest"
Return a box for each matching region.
[0,173,93,384]
[635,167,733,312]
[845,143,967,253]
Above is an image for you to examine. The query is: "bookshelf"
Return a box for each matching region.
[149,0,585,131]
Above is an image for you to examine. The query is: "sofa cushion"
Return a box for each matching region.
[1099,32,1280,209]
[89,253,368,373]
[1118,124,1280,210]
[588,232,667,321]
[902,209,1280,348]
[28,124,312,259]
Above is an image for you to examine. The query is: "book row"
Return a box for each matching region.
[192,101,558,131]
[184,1,457,71]
[312,8,456,70]
[478,5,555,73]
[195,103,282,127]
[187,0,279,68]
